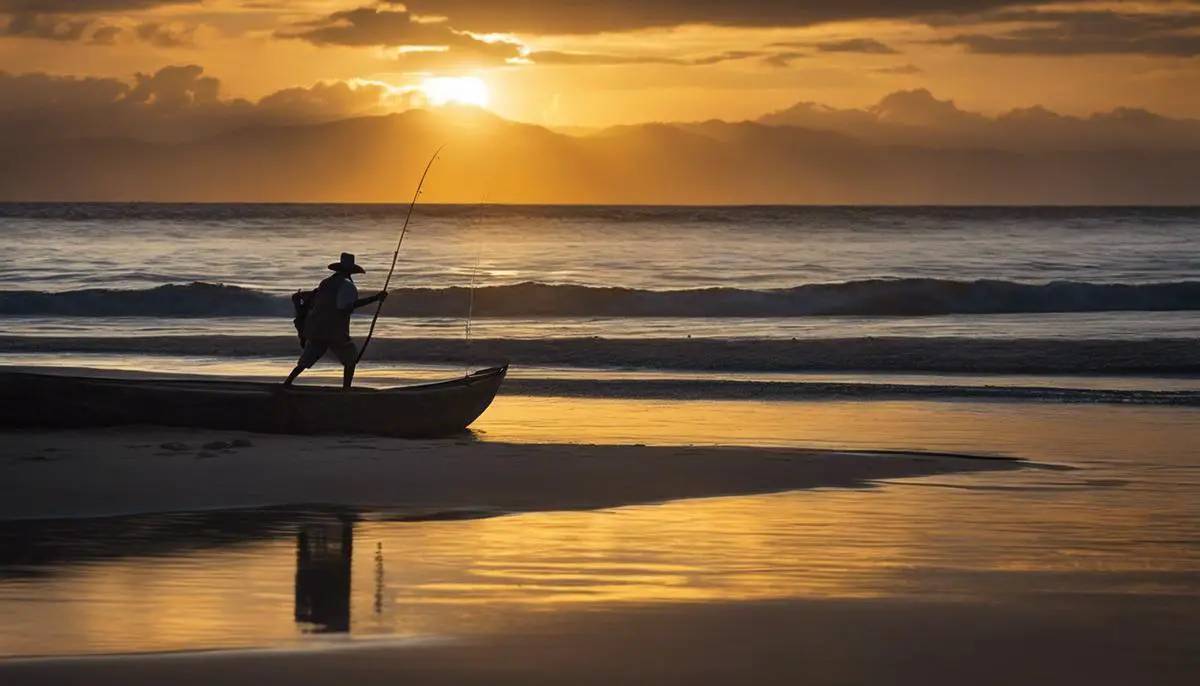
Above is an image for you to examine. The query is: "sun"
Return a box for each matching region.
[420,77,491,108]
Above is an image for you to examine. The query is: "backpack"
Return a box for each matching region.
[292,290,315,348]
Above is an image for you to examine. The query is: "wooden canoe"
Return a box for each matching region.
[0,365,508,438]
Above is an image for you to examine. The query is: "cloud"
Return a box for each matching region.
[0,1,193,10]
[771,37,900,54]
[284,6,452,47]
[525,49,770,67]
[392,44,520,70]
[285,5,796,72]
[288,7,806,72]
[0,65,414,143]
[689,50,762,66]
[763,51,806,67]
[134,21,196,47]
[873,63,924,75]
[256,79,414,120]
[1,10,88,40]
[397,0,1098,34]
[281,5,524,69]
[1,10,199,45]
[525,50,678,66]
[816,38,899,54]
[933,8,1200,56]
[122,64,218,108]
[89,24,122,44]
[871,88,984,126]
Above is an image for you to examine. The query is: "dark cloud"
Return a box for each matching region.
[525,50,678,66]
[284,6,452,47]
[934,8,1200,56]
[0,65,413,142]
[763,51,806,68]
[771,37,900,54]
[1,10,88,40]
[1,10,198,45]
[526,49,768,67]
[256,80,414,120]
[134,21,196,47]
[122,64,218,107]
[816,38,899,54]
[874,63,924,75]
[690,50,762,66]
[281,5,523,69]
[89,24,122,44]
[396,0,1098,34]
[288,7,803,71]
[871,88,984,126]
[0,1,194,10]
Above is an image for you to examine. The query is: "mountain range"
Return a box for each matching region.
[2,90,1198,204]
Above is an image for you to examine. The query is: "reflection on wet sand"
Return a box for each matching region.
[294,521,354,634]
[0,508,306,581]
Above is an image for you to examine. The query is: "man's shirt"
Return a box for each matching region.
[337,279,359,310]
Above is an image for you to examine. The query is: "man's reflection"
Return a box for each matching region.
[294,520,353,633]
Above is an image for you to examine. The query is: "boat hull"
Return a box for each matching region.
[0,366,508,438]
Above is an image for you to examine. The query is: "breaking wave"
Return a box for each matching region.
[1,279,1199,318]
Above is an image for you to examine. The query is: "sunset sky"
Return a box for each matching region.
[2,0,1199,129]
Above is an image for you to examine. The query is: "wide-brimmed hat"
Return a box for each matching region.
[327,252,365,275]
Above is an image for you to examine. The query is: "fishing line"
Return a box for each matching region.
[464,193,488,376]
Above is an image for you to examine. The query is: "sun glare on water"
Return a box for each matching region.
[420,77,490,108]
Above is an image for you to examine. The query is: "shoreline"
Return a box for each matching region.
[0,428,1027,522]
[2,336,1198,375]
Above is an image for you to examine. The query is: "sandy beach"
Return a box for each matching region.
[2,401,1197,685]
[0,428,1024,521]
[2,594,1197,686]
[4,403,1198,684]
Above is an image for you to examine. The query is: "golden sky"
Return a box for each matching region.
[1,0,1198,129]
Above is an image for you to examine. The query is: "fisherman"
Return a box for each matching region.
[284,253,388,390]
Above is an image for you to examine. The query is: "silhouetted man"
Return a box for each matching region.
[285,253,387,390]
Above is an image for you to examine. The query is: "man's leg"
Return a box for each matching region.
[284,365,304,387]
[331,339,360,390]
[286,340,327,386]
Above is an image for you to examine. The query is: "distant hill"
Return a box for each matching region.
[758,89,1200,152]
[2,105,1198,204]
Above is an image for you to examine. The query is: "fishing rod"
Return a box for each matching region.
[356,145,444,365]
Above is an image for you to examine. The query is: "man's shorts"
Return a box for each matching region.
[297,338,358,369]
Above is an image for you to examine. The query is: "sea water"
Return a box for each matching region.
[1,204,1198,395]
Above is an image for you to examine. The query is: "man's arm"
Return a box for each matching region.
[353,291,388,309]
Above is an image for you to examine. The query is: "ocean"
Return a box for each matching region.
[2,203,1198,401]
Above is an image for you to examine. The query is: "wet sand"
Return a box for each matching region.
[2,403,1194,684]
[2,595,1195,686]
[0,428,1024,521]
